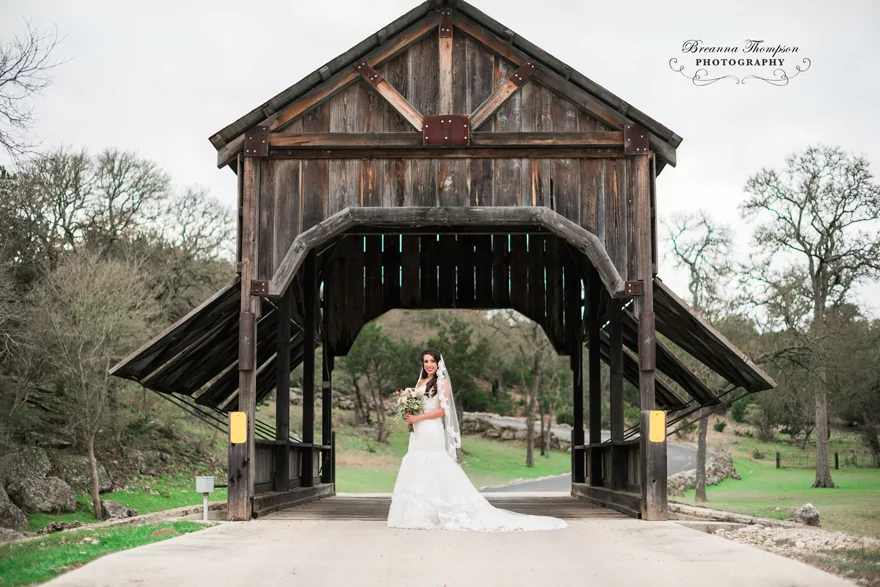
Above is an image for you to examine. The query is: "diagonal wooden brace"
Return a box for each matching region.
[469,61,539,130]
[355,61,424,131]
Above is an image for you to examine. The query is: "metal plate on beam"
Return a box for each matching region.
[624,124,649,155]
[243,126,269,157]
[624,280,643,296]
[423,114,470,146]
[355,61,383,87]
[439,11,453,38]
[250,280,269,296]
[510,61,538,87]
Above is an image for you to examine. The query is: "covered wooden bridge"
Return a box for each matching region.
[111,0,774,522]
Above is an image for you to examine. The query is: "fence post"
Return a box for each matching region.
[776,451,781,469]
[834,451,839,470]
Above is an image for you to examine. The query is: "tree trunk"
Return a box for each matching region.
[695,410,709,502]
[538,386,546,457]
[800,426,813,451]
[813,384,836,487]
[87,431,102,521]
[546,402,556,457]
[525,355,541,468]
[862,403,880,468]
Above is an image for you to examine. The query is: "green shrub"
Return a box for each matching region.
[714,421,727,433]
[731,397,749,423]
[752,448,766,460]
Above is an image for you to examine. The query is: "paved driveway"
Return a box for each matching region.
[44,514,854,587]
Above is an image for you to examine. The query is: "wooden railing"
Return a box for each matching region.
[253,432,335,494]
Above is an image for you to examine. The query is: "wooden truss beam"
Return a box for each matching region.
[470,61,538,130]
[216,12,440,168]
[268,206,626,301]
[267,131,623,149]
[355,61,424,131]
[451,15,677,167]
[438,9,453,114]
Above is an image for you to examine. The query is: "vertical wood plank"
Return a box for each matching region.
[420,234,438,308]
[345,236,365,352]
[491,234,510,307]
[521,83,552,206]
[466,37,494,206]
[381,54,412,207]
[579,159,599,236]
[437,235,456,307]
[509,234,528,314]
[301,251,316,488]
[456,235,475,308]
[409,32,438,206]
[274,287,291,492]
[605,159,627,279]
[358,83,385,207]
[438,21,453,115]
[493,59,522,207]
[320,343,333,484]
[257,159,274,280]
[401,235,420,308]
[545,236,563,351]
[527,234,546,323]
[551,94,579,222]
[301,104,329,231]
[438,32,468,207]
[329,87,359,215]
[587,264,602,485]
[474,235,492,307]
[272,158,302,276]
[364,235,383,321]
[627,158,639,282]
[382,234,401,309]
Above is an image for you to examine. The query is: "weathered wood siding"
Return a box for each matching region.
[255,30,640,284]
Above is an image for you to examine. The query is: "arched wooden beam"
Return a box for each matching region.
[267,206,626,300]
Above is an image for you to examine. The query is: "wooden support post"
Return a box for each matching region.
[609,297,627,491]
[302,251,316,488]
[587,264,602,486]
[321,305,333,485]
[228,154,259,521]
[571,339,584,484]
[634,154,667,521]
[273,286,291,492]
[438,11,453,115]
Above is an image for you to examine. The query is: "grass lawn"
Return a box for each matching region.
[0,521,208,587]
[26,473,227,531]
[676,457,880,537]
[333,414,570,492]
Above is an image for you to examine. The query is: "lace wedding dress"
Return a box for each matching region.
[387,382,567,532]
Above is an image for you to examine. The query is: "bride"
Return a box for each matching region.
[387,349,567,532]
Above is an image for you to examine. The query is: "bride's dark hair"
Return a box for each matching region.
[420,349,442,398]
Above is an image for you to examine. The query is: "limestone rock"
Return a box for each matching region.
[6,476,76,514]
[0,447,51,488]
[0,484,27,531]
[667,448,740,496]
[101,500,138,519]
[49,453,113,494]
[0,528,26,543]
[793,503,821,527]
[38,520,84,534]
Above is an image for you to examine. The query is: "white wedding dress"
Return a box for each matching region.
[387,384,567,532]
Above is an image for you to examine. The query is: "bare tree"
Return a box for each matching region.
[0,22,63,158]
[742,145,880,488]
[663,209,733,502]
[29,253,158,519]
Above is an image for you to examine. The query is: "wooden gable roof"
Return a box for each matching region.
[208,0,682,171]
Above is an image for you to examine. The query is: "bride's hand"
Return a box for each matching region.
[405,413,420,424]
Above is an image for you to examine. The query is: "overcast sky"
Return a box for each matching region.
[3,0,879,315]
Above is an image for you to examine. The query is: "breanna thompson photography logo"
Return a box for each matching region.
[669,39,811,86]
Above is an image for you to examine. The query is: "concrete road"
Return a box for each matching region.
[482,437,697,493]
[44,516,854,587]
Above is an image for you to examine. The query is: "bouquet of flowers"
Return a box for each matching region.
[392,386,426,432]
